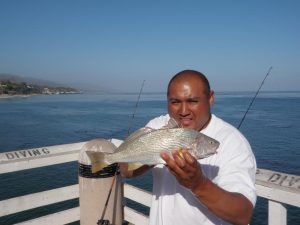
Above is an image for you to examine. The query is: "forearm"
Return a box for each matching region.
[192,178,253,225]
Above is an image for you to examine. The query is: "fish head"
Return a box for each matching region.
[189,133,220,159]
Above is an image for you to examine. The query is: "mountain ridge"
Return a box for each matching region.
[0,73,68,88]
[0,73,80,95]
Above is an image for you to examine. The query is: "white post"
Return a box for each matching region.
[79,138,123,225]
[268,200,287,225]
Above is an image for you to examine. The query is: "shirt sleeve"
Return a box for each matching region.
[215,132,257,207]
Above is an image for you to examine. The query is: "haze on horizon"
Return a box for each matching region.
[0,1,299,93]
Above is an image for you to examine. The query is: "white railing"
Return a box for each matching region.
[0,142,299,225]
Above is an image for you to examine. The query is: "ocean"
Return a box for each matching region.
[0,91,299,224]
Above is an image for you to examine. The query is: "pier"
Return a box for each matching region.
[0,141,299,225]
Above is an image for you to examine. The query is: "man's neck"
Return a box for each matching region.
[199,114,212,132]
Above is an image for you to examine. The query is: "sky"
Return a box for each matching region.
[0,0,299,92]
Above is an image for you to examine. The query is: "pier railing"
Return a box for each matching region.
[0,141,299,225]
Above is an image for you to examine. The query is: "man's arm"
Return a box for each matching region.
[161,150,253,225]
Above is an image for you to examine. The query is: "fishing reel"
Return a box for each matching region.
[97,219,111,225]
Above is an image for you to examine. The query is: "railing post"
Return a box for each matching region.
[79,139,123,225]
[268,200,286,225]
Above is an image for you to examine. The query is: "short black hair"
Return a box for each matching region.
[167,70,211,96]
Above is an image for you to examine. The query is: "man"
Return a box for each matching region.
[121,70,256,225]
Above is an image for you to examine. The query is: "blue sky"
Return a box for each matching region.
[0,1,299,92]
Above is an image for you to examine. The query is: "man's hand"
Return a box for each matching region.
[160,149,207,191]
[160,149,253,225]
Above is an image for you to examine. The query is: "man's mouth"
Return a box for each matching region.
[180,118,193,127]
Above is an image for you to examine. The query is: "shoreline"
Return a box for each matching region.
[0,94,39,99]
[0,92,82,99]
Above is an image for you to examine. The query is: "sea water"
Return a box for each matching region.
[0,92,299,224]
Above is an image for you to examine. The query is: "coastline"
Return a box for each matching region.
[0,92,82,99]
[0,94,38,99]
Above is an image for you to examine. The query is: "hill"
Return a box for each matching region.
[0,73,80,95]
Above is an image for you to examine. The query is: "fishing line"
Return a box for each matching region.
[237,66,273,129]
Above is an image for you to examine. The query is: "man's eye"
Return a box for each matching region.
[169,99,179,104]
[189,100,199,104]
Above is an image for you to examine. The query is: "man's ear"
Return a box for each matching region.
[209,90,215,107]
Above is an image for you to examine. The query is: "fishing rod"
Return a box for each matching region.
[97,173,117,225]
[127,80,146,136]
[237,66,273,129]
[97,80,146,225]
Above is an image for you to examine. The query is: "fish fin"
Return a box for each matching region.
[178,147,184,158]
[127,162,144,171]
[86,151,109,173]
[84,138,117,154]
[123,127,154,144]
[162,117,180,129]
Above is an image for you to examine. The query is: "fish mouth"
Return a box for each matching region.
[206,151,217,157]
[214,141,220,151]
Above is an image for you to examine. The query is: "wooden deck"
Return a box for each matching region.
[0,141,299,225]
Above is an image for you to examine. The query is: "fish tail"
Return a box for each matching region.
[86,151,109,173]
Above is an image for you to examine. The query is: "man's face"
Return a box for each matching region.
[167,75,214,131]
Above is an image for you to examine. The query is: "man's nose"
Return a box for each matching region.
[179,103,189,115]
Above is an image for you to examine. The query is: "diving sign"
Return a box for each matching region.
[0,142,84,174]
[0,142,85,164]
[267,173,300,189]
[256,168,300,190]
[4,148,50,160]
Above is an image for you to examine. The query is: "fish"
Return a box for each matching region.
[86,120,220,173]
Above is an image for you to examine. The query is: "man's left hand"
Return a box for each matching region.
[160,149,206,191]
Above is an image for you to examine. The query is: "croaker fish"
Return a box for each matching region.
[86,125,220,173]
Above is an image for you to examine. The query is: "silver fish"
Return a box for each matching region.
[86,126,219,173]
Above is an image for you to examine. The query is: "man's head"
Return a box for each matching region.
[167,70,214,131]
